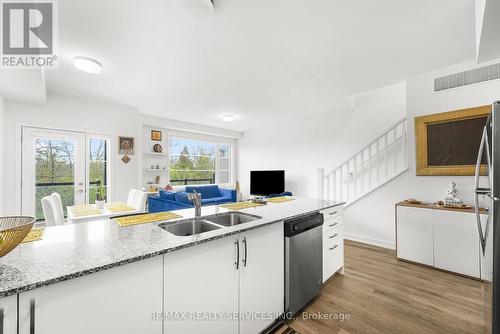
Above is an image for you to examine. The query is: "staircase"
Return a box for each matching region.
[318,118,408,207]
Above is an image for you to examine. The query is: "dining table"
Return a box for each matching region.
[66,202,141,224]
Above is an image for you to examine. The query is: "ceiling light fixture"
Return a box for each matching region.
[73,56,102,74]
[221,114,236,122]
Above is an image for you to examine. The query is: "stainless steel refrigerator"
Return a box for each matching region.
[474,101,500,334]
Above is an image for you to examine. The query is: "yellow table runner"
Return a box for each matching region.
[105,202,136,213]
[114,212,183,227]
[71,205,102,217]
[22,228,45,243]
[220,202,266,210]
[267,196,295,203]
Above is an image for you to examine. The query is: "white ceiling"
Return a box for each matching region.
[41,0,476,131]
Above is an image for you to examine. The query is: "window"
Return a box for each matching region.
[169,136,233,186]
[88,137,110,204]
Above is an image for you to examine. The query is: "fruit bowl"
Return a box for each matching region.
[0,216,36,258]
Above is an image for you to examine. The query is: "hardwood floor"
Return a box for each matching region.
[287,240,490,334]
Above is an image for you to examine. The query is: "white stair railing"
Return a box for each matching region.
[318,118,408,207]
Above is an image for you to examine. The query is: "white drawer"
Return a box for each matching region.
[323,216,343,233]
[321,206,343,219]
[323,225,342,244]
[323,239,343,282]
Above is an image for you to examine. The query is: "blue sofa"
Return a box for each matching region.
[148,185,237,213]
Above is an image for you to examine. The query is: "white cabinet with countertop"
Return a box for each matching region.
[320,206,344,283]
[0,295,17,334]
[164,222,284,334]
[18,257,163,334]
[396,202,488,279]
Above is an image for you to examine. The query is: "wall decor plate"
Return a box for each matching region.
[153,143,163,153]
[121,155,131,163]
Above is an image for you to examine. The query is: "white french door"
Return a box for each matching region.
[21,127,110,220]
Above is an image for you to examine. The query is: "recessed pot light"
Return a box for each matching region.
[221,114,236,122]
[73,56,102,74]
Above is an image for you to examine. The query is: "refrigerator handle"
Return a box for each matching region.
[474,127,489,254]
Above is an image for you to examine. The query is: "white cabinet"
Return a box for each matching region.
[239,223,284,334]
[164,236,239,334]
[321,206,344,283]
[396,203,488,279]
[396,206,434,266]
[18,257,163,334]
[163,222,284,334]
[433,210,480,277]
[0,295,17,334]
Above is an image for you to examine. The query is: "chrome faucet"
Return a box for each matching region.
[188,191,202,218]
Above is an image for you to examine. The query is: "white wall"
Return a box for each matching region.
[0,95,5,215]
[3,93,141,215]
[237,82,407,198]
[344,59,500,248]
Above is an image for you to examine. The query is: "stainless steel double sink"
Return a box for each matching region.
[158,212,262,237]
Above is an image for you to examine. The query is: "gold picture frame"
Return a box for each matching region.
[151,130,162,141]
[415,105,490,176]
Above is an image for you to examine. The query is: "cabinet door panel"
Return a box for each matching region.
[239,222,284,334]
[396,206,433,265]
[433,210,480,278]
[164,237,239,334]
[19,256,163,334]
[0,295,17,334]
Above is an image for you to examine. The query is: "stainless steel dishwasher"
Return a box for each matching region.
[284,212,324,315]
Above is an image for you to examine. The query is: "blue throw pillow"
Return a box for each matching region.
[159,190,176,200]
[186,185,221,199]
[174,192,192,205]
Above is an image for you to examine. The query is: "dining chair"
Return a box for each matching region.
[41,196,57,227]
[127,189,147,213]
[51,192,66,225]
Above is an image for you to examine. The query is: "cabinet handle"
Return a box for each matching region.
[0,308,4,334]
[235,239,240,270]
[329,211,338,215]
[329,233,339,239]
[30,299,35,334]
[329,222,338,227]
[242,237,248,267]
[329,245,338,251]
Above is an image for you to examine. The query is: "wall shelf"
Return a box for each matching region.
[144,169,168,172]
[144,152,168,156]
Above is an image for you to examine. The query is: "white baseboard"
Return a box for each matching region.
[344,233,395,250]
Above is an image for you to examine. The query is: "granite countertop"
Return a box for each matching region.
[0,197,343,297]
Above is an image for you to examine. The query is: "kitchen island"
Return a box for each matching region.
[0,197,343,334]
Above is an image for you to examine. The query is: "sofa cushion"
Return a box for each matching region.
[201,197,233,206]
[185,185,221,199]
[159,190,176,201]
[174,191,192,205]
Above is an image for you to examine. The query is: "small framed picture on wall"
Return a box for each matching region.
[151,130,162,141]
[118,136,135,155]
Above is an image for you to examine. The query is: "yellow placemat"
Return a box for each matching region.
[267,196,295,203]
[22,228,45,243]
[105,202,136,213]
[114,212,183,227]
[220,202,266,210]
[71,204,102,217]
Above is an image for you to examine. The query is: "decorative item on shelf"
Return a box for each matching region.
[155,175,161,184]
[153,143,163,153]
[162,166,166,169]
[442,182,466,208]
[150,165,154,169]
[251,196,268,204]
[404,198,422,204]
[95,182,106,209]
[121,155,131,164]
[151,130,162,141]
[156,164,160,169]
[147,185,158,192]
[165,184,174,191]
[118,136,135,155]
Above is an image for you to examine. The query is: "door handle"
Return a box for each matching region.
[329,245,338,251]
[30,299,35,334]
[234,239,240,270]
[329,222,338,227]
[329,211,338,215]
[242,237,248,267]
[0,308,3,334]
[329,233,339,239]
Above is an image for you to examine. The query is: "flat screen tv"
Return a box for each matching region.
[250,170,285,196]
